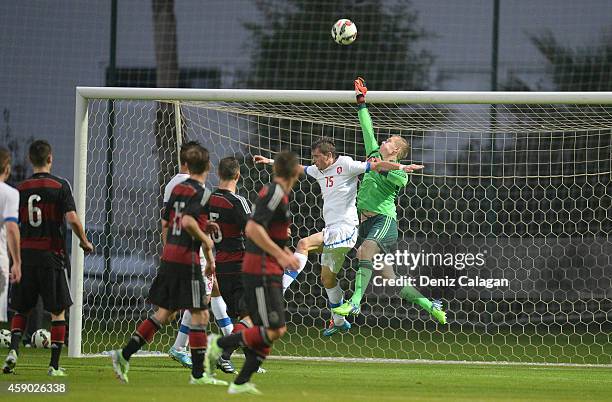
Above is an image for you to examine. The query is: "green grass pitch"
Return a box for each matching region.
[1,348,611,401]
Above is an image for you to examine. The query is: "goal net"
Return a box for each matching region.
[70,88,612,365]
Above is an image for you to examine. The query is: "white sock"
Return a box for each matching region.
[325,284,346,326]
[282,252,308,293]
[173,310,191,349]
[211,296,233,335]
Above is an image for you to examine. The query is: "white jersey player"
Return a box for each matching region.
[254,137,414,336]
[0,148,21,322]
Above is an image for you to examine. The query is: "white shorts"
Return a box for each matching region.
[200,253,214,296]
[0,263,8,322]
[203,273,214,296]
[321,224,358,273]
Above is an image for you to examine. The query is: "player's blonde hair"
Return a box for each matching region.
[390,136,409,160]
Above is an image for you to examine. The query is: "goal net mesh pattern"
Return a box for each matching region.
[80,98,612,364]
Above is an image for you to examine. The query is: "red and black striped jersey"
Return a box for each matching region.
[203,189,250,267]
[160,178,212,271]
[243,182,291,276]
[17,173,76,260]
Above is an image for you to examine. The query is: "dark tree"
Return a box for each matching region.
[244,0,434,91]
[450,32,612,237]
[152,0,181,206]
[2,108,33,186]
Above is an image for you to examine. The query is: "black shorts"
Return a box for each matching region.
[216,262,246,319]
[147,266,208,311]
[10,254,73,314]
[242,274,285,329]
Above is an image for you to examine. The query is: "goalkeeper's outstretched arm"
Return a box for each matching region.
[355,77,379,157]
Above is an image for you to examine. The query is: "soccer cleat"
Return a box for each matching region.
[189,374,229,386]
[48,367,68,377]
[169,346,192,369]
[256,366,267,374]
[2,350,17,374]
[332,301,361,317]
[204,334,223,377]
[430,299,447,325]
[217,357,237,374]
[228,382,263,395]
[322,320,351,337]
[111,349,130,383]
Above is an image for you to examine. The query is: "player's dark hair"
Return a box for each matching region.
[0,147,11,175]
[185,145,210,174]
[273,151,299,180]
[179,140,201,165]
[29,139,52,167]
[312,137,336,158]
[218,156,240,181]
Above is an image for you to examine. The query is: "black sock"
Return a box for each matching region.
[122,334,145,361]
[50,343,63,370]
[217,332,243,352]
[191,348,206,379]
[234,348,264,385]
[9,331,22,353]
[221,349,233,360]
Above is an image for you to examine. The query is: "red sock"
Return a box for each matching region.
[50,320,66,370]
[232,321,248,334]
[188,329,207,349]
[136,318,161,343]
[241,326,268,349]
[189,327,207,378]
[50,321,66,344]
[11,314,27,333]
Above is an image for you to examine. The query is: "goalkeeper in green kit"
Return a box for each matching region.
[333,77,447,325]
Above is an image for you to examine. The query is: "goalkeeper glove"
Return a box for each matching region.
[354,77,367,104]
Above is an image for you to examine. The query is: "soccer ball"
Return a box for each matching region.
[32,329,51,349]
[0,329,10,348]
[331,19,357,45]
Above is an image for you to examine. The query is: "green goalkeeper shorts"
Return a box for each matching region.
[358,214,398,253]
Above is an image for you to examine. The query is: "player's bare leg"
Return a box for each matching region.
[282,232,323,293]
[381,262,396,280]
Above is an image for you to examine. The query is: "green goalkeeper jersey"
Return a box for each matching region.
[356,104,408,220]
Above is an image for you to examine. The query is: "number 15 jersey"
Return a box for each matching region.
[304,155,370,227]
[161,178,211,271]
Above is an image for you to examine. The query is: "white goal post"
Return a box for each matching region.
[70,87,612,364]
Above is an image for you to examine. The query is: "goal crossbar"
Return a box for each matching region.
[76,86,612,105]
